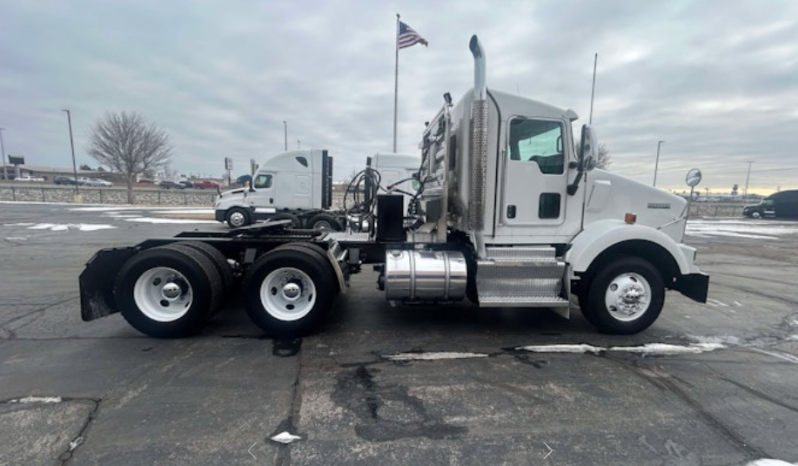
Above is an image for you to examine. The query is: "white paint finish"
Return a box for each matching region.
[124,218,218,224]
[270,432,302,444]
[564,219,693,275]
[11,396,62,403]
[383,352,489,361]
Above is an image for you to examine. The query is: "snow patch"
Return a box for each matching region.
[517,344,604,354]
[383,351,489,361]
[125,217,217,224]
[609,343,725,354]
[787,335,798,342]
[5,236,28,241]
[25,223,116,231]
[746,460,798,466]
[11,396,62,403]
[750,348,798,365]
[270,432,302,444]
[517,342,725,355]
[3,222,35,226]
[156,209,214,214]
[686,219,798,240]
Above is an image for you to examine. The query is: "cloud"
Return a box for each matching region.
[1,0,797,192]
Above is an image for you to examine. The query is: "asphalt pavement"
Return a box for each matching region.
[1,202,797,466]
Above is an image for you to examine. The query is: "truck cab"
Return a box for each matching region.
[743,190,798,219]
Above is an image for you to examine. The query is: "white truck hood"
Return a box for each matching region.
[584,170,688,242]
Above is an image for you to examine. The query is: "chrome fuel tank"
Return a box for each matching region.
[384,250,467,301]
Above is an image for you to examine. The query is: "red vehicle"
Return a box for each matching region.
[193,180,220,190]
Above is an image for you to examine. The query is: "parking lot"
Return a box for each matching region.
[1,202,797,465]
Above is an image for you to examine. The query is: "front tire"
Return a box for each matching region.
[584,256,665,334]
[751,211,762,219]
[114,246,223,338]
[243,248,335,337]
[226,207,251,228]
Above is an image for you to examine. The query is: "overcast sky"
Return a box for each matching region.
[1,0,797,193]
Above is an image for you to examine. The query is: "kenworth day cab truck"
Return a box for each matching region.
[213,151,420,229]
[79,36,709,339]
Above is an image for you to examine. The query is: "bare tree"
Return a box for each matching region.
[596,144,611,170]
[576,140,612,170]
[87,111,173,203]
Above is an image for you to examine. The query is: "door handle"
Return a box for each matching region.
[270,198,273,204]
[507,205,516,219]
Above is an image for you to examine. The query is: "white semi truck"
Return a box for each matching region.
[79,35,708,339]
[213,150,420,229]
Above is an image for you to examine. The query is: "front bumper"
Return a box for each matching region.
[214,209,226,222]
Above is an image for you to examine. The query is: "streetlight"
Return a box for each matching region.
[61,109,79,194]
[283,121,288,151]
[743,161,754,200]
[653,140,665,187]
[0,128,7,181]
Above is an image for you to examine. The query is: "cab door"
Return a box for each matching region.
[501,117,568,226]
[247,173,275,208]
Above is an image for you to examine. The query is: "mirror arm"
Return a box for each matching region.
[567,171,583,196]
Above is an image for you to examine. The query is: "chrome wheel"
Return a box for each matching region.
[312,220,332,230]
[259,267,317,321]
[133,267,193,322]
[603,272,651,322]
[228,211,246,227]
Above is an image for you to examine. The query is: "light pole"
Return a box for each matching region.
[283,121,287,151]
[743,161,754,200]
[653,140,665,187]
[0,128,7,181]
[61,109,79,194]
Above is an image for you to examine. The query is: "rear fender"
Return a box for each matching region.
[79,247,137,321]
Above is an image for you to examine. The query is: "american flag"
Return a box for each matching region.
[397,21,428,49]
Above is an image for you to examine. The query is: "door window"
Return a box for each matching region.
[254,174,273,189]
[508,118,564,175]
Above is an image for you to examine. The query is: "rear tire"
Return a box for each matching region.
[173,241,235,294]
[227,207,251,228]
[114,246,223,338]
[307,213,342,231]
[271,213,302,228]
[585,256,665,334]
[243,248,335,337]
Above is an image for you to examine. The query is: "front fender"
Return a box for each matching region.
[565,219,692,275]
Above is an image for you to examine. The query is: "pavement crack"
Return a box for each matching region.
[608,356,768,460]
[0,295,80,333]
[274,338,304,466]
[718,376,798,414]
[58,397,101,465]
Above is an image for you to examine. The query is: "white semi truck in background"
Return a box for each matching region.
[213,150,420,229]
[79,35,708,339]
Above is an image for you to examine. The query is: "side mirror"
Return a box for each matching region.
[580,124,597,172]
[685,168,702,187]
[567,124,597,195]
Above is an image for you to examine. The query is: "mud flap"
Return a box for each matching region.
[674,272,709,303]
[79,247,137,321]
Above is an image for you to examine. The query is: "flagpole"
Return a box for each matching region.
[393,13,400,153]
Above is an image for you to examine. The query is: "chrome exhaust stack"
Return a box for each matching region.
[467,35,488,232]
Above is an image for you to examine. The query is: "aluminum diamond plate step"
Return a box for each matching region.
[478,295,570,308]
